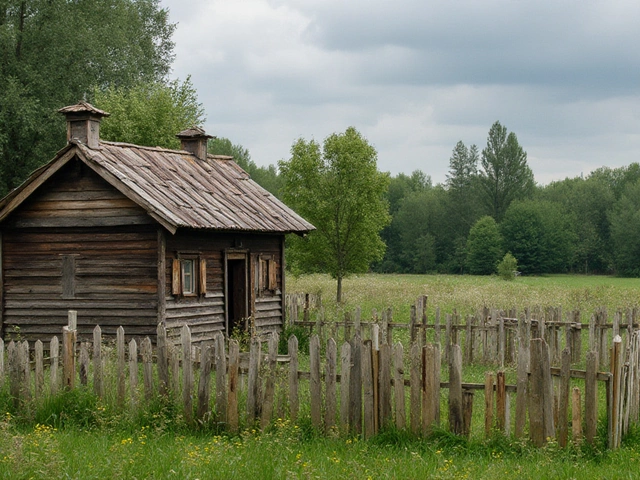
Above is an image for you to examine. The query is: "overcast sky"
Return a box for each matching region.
[159,0,640,185]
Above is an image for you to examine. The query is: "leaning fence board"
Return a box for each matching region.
[63,326,76,390]
[116,326,125,405]
[496,371,506,433]
[142,337,154,401]
[309,334,322,429]
[157,323,169,396]
[35,340,44,400]
[572,387,583,443]
[449,344,463,435]
[50,336,59,396]
[393,343,406,429]
[93,326,103,398]
[362,340,374,439]
[262,333,279,429]
[182,325,193,424]
[379,342,392,429]
[340,341,351,432]
[349,334,363,434]
[585,350,598,445]
[197,344,213,420]
[228,339,240,432]
[215,333,227,424]
[422,343,439,435]
[247,336,261,421]
[79,342,89,386]
[485,372,495,437]
[410,342,422,435]
[558,348,571,447]
[325,338,337,431]
[129,339,138,407]
[288,336,299,424]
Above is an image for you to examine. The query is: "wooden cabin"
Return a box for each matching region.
[0,102,314,344]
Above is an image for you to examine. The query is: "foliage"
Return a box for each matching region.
[209,137,282,197]
[466,216,502,275]
[278,323,311,355]
[478,121,535,221]
[95,77,204,150]
[279,127,390,302]
[0,0,175,196]
[500,200,575,275]
[610,180,640,276]
[496,252,518,281]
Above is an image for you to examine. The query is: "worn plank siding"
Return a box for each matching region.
[3,222,158,341]
[164,230,285,337]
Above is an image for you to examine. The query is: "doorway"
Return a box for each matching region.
[226,256,248,336]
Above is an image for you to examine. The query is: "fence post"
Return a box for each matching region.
[393,343,406,430]
[142,337,153,401]
[611,335,623,449]
[116,326,125,405]
[515,315,529,438]
[63,315,77,390]
[558,347,571,447]
[340,341,351,433]
[93,326,103,398]
[585,350,598,445]
[362,340,374,439]
[572,387,583,444]
[157,323,169,396]
[325,338,337,432]
[182,325,193,424]
[35,340,44,400]
[197,344,213,421]
[215,333,227,424]
[349,333,363,434]
[448,344,463,435]
[261,332,279,429]
[79,342,89,386]
[410,342,421,435]
[422,343,439,435]
[50,336,59,396]
[496,370,506,433]
[228,339,240,433]
[485,371,495,437]
[247,335,261,422]
[288,336,299,424]
[379,342,391,429]
[129,339,138,408]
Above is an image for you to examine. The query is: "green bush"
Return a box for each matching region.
[497,252,518,281]
[279,324,311,355]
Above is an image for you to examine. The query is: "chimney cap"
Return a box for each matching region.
[58,101,110,118]
[176,126,212,140]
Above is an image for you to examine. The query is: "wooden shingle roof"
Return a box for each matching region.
[0,140,315,235]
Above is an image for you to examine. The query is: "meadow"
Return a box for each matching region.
[2,273,640,479]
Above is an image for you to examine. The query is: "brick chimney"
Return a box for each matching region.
[58,102,110,149]
[176,126,212,160]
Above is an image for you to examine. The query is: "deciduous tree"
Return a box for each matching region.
[466,216,502,275]
[279,127,390,302]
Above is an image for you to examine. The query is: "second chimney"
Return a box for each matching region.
[176,126,212,160]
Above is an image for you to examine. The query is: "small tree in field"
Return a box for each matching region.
[466,216,502,275]
[497,252,518,280]
[279,127,390,302]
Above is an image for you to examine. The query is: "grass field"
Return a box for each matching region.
[2,273,640,479]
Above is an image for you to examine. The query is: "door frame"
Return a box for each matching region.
[224,249,249,336]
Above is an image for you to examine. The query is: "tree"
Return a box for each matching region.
[95,77,204,150]
[279,127,390,302]
[208,137,282,197]
[610,181,640,276]
[467,216,502,275]
[479,121,535,221]
[466,216,502,275]
[500,200,575,275]
[0,0,175,195]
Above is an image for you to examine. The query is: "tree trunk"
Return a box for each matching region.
[336,276,343,303]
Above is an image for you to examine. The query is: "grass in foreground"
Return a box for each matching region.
[2,418,640,480]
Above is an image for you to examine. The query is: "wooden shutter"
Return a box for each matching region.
[172,258,181,295]
[199,258,207,295]
[268,258,277,290]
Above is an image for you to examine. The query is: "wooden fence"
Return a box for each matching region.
[3,309,640,449]
[289,295,637,372]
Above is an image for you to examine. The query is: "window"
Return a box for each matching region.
[172,255,206,297]
[258,254,277,294]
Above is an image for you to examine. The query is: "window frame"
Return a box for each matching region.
[172,253,206,298]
